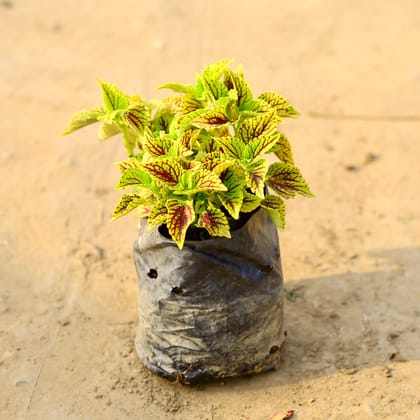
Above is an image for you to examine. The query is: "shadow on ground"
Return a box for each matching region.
[196,246,420,391]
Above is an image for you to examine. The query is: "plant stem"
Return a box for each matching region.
[120,125,134,157]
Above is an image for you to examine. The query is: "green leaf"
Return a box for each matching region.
[143,133,173,157]
[238,109,278,143]
[141,158,183,186]
[174,169,227,195]
[178,129,199,150]
[202,59,235,83]
[245,135,279,160]
[193,169,227,192]
[264,208,286,229]
[112,194,145,220]
[246,159,269,198]
[196,207,231,238]
[215,136,245,159]
[116,168,152,189]
[123,103,149,132]
[178,95,204,116]
[198,135,218,154]
[219,184,243,219]
[265,162,313,198]
[147,202,168,228]
[202,152,235,175]
[178,108,207,131]
[97,79,129,112]
[261,195,286,229]
[166,199,195,249]
[62,106,105,135]
[221,166,244,189]
[224,69,253,106]
[258,92,299,118]
[115,157,142,173]
[191,108,230,128]
[136,203,154,218]
[202,78,229,101]
[241,191,261,213]
[273,133,295,165]
[98,122,120,140]
[158,82,196,95]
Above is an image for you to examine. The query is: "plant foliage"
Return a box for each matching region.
[63,60,313,248]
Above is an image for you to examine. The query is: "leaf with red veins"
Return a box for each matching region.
[141,159,183,186]
[215,136,245,159]
[246,159,268,198]
[147,202,168,229]
[193,169,227,192]
[265,162,313,198]
[196,207,231,238]
[202,152,235,175]
[143,133,172,157]
[166,200,195,249]
[112,194,145,220]
[261,195,286,229]
[240,191,261,213]
[192,108,230,128]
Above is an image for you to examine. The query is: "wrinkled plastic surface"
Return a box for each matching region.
[133,210,284,384]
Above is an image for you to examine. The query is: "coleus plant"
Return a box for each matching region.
[63,59,313,249]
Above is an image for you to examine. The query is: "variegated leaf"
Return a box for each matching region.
[116,168,152,189]
[215,136,245,159]
[178,129,199,150]
[245,159,269,198]
[178,95,204,116]
[193,169,227,192]
[115,157,142,173]
[261,195,286,229]
[202,78,229,101]
[265,162,313,198]
[136,203,154,218]
[246,135,279,160]
[258,92,299,118]
[203,59,235,83]
[241,191,261,213]
[198,135,218,154]
[124,103,149,131]
[147,202,168,229]
[178,108,207,131]
[112,194,145,220]
[62,106,105,135]
[224,69,253,106]
[196,207,231,238]
[238,109,278,143]
[141,159,183,186]
[191,108,230,128]
[273,133,295,165]
[166,199,195,249]
[221,166,244,189]
[218,184,243,219]
[97,79,129,112]
[143,133,173,157]
[202,152,235,175]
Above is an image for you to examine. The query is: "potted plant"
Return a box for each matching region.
[63,59,312,384]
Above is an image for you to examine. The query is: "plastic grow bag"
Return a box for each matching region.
[133,209,284,384]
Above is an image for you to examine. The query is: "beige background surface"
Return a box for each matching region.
[1,0,420,419]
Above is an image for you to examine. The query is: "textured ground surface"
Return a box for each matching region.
[1,1,420,419]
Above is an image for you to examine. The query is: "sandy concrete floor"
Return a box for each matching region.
[1,0,419,419]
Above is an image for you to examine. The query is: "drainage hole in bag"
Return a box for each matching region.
[260,264,273,273]
[147,268,158,279]
[171,286,184,295]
